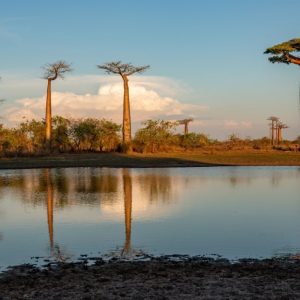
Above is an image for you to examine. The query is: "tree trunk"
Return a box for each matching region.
[45,79,52,149]
[184,123,188,135]
[271,121,275,145]
[122,169,132,256]
[276,127,280,145]
[278,128,282,143]
[122,76,132,152]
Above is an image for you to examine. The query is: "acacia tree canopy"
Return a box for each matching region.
[264,38,300,65]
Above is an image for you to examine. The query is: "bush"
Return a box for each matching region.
[180,133,210,149]
[134,120,176,152]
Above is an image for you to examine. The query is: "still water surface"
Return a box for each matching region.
[0,167,300,269]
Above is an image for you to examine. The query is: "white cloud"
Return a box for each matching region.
[224,120,252,129]
[2,76,208,128]
[224,120,239,128]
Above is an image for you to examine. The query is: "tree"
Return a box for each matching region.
[277,122,288,144]
[70,118,121,151]
[97,61,149,152]
[177,118,193,135]
[267,116,279,146]
[42,61,71,148]
[265,39,300,65]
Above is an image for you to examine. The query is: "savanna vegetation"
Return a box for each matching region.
[0,116,298,158]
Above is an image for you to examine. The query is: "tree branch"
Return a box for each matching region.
[42,60,72,80]
[98,61,150,76]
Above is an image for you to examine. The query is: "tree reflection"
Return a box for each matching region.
[121,169,133,257]
[44,169,68,261]
[136,172,173,203]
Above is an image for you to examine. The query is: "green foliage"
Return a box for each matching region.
[265,39,300,54]
[52,116,71,152]
[264,38,300,64]
[70,118,121,151]
[19,119,45,151]
[134,120,176,152]
[180,133,210,149]
[0,116,121,156]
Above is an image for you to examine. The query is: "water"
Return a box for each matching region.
[0,167,299,270]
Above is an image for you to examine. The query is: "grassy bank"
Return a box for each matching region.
[0,151,299,169]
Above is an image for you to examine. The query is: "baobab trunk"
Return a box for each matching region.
[122,76,132,151]
[276,126,280,145]
[278,128,282,143]
[271,121,275,145]
[45,79,52,148]
[184,123,188,135]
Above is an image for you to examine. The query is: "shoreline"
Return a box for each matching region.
[1,256,300,299]
[0,152,299,170]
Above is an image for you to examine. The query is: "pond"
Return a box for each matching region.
[0,167,300,270]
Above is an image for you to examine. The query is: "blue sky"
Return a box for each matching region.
[1,0,300,139]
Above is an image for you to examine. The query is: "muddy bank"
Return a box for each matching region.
[1,257,300,299]
[0,152,300,170]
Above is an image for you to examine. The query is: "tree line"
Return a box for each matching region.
[0,116,299,157]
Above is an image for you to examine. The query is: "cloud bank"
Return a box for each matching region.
[3,76,208,130]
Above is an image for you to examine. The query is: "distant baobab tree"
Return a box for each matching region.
[265,39,300,66]
[97,61,150,152]
[277,122,289,144]
[267,116,279,145]
[42,61,72,148]
[177,118,193,135]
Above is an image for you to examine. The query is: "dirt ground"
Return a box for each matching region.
[1,257,300,299]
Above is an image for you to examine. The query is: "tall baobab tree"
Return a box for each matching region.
[177,118,193,135]
[277,122,289,144]
[42,61,71,148]
[265,39,300,65]
[267,116,279,145]
[97,61,150,152]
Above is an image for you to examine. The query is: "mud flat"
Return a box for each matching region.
[1,257,300,299]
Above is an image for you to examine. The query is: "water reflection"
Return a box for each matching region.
[122,169,133,257]
[0,167,300,267]
[45,169,69,261]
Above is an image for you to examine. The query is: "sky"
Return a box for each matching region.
[1,0,300,139]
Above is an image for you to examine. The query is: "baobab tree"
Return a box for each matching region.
[277,122,289,144]
[97,61,150,152]
[267,116,279,145]
[42,61,71,148]
[265,38,300,66]
[177,118,193,135]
